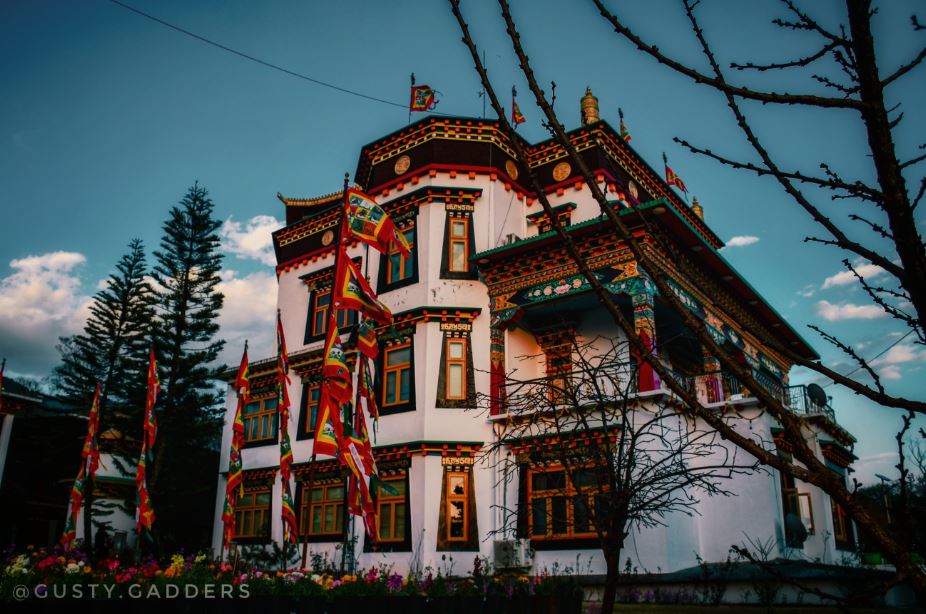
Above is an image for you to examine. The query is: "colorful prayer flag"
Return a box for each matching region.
[333,254,392,325]
[358,357,379,423]
[619,108,631,142]
[663,154,688,193]
[136,350,159,537]
[312,393,344,458]
[222,344,250,549]
[356,319,379,360]
[346,188,411,258]
[511,86,525,127]
[409,75,438,113]
[322,322,353,403]
[281,481,299,544]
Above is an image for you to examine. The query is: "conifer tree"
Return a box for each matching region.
[54,238,155,417]
[149,182,225,551]
[53,238,156,551]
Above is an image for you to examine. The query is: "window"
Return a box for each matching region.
[528,466,606,540]
[546,351,572,405]
[446,471,468,542]
[299,482,345,539]
[307,289,357,341]
[831,501,853,548]
[383,343,412,407]
[780,466,814,547]
[298,384,321,439]
[244,397,278,444]
[445,338,467,400]
[386,228,415,284]
[376,476,407,543]
[448,219,468,272]
[234,487,271,540]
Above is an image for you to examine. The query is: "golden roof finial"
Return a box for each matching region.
[692,196,704,220]
[581,86,600,126]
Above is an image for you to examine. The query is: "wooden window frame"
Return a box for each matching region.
[243,397,278,447]
[445,470,469,543]
[382,342,412,408]
[307,288,357,342]
[299,481,345,540]
[297,384,321,440]
[527,465,605,541]
[234,486,271,541]
[386,227,416,285]
[445,337,467,401]
[376,476,407,544]
[447,218,469,273]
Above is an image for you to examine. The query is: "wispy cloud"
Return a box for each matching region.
[220,215,282,266]
[822,262,887,289]
[797,284,816,298]
[724,235,760,248]
[0,251,92,376]
[215,270,277,365]
[815,300,887,321]
[868,343,926,380]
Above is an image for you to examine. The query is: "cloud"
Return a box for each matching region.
[723,235,760,248]
[220,215,281,266]
[814,300,887,321]
[0,251,92,376]
[867,343,926,380]
[797,284,816,298]
[216,270,277,366]
[822,262,886,289]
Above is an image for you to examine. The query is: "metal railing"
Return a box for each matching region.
[496,363,837,424]
[499,361,638,414]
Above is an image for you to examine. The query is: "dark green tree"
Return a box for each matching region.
[53,238,156,551]
[149,182,225,552]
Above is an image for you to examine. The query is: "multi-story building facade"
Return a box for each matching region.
[211,91,857,574]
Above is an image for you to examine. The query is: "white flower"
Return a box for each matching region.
[66,563,81,575]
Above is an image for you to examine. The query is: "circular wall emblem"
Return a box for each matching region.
[552,161,571,182]
[505,160,519,180]
[393,154,411,175]
[628,180,639,200]
[321,230,335,246]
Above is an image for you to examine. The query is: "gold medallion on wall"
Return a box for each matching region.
[505,160,519,180]
[321,230,335,246]
[394,154,411,175]
[552,161,571,182]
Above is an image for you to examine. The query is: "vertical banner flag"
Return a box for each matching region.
[333,254,393,325]
[511,86,525,127]
[346,188,411,257]
[136,350,159,537]
[222,344,250,549]
[276,314,299,543]
[663,153,688,194]
[61,383,102,549]
[619,108,631,142]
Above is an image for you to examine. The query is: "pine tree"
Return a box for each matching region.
[149,182,224,552]
[53,238,156,552]
[54,239,155,416]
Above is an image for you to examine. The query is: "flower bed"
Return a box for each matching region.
[1,546,582,613]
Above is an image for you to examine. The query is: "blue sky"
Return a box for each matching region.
[1,0,923,485]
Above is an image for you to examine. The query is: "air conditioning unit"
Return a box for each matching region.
[504,233,521,246]
[493,539,534,570]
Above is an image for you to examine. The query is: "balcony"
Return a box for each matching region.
[494,362,837,425]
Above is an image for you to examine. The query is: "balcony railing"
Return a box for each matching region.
[499,361,638,414]
[496,363,837,424]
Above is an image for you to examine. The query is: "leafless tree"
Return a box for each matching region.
[485,337,758,614]
[448,0,926,597]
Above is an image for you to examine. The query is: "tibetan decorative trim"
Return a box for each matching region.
[389,306,482,330]
[372,441,483,463]
[376,186,483,219]
[508,428,617,458]
[292,458,344,481]
[241,467,278,482]
[441,456,475,466]
[821,442,856,468]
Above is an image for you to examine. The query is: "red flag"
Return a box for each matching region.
[322,322,353,403]
[410,86,437,112]
[312,393,344,458]
[136,350,159,536]
[356,319,379,360]
[333,254,392,325]
[346,188,411,258]
[511,101,525,126]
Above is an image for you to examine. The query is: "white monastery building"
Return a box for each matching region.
[211,90,857,575]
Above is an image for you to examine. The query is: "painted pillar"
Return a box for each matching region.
[631,281,659,392]
[702,349,723,403]
[489,320,506,415]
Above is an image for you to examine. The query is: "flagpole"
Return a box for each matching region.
[408,73,414,125]
[301,172,351,570]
